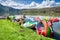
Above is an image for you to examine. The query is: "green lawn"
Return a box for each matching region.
[0,19,55,40]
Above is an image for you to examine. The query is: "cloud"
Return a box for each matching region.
[0,0,60,9]
[37,0,55,8]
[55,2,60,6]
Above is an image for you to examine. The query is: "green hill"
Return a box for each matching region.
[0,19,55,40]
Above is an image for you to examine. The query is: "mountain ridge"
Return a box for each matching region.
[0,4,60,16]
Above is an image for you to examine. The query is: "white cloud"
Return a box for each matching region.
[37,0,55,8]
[0,0,60,9]
[55,2,60,6]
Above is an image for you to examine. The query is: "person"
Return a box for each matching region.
[19,15,26,25]
[7,16,10,20]
[35,20,43,29]
[21,14,26,20]
[47,18,54,37]
[11,16,16,22]
[35,20,45,35]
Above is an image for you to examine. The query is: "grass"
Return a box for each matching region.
[0,19,55,40]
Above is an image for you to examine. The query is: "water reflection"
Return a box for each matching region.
[53,21,60,40]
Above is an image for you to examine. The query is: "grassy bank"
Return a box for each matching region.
[0,19,55,40]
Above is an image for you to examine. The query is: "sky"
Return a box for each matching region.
[14,0,43,4]
[14,0,60,4]
[0,0,60,9]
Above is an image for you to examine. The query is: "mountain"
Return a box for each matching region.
[0,4,21,16]
[0,4,60,16]
[21,6,60,16]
